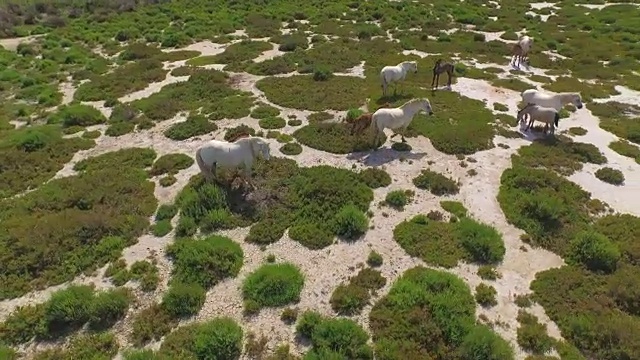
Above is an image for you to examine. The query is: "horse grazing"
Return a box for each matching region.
[345,103,391,135]
[517,103,560,135]
[521,89,583,112]
[195,136,271,182]
[510,44,527,67]
[379,61,418,97]
[370,98,434,145]
[431,59,455,89]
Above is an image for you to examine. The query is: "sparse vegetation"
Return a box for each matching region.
[296,311,373,359]
[413,169,460,196]
[330,268,386,315]
[164,114,218,140]
[475,283,498,307]
[384,189,414,210]
[595,167,625,185]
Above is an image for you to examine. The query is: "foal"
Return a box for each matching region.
[511,44,527,67]
[431,59,454,89]
[346,103,391,135]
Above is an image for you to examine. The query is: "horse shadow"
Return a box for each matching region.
[347,146,428,167]
[517,122,557,142]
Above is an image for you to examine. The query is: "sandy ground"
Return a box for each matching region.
[2,23,640,360]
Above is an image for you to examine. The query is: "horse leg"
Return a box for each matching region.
[447,72,452,87]
[401,128,408,143]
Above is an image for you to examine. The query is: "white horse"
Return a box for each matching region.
[521,89,584,112]
[370,98,434,145]
[517,103,560,135]
[518,35,534,55]
[380,61,418,97]
[195,136,271,181]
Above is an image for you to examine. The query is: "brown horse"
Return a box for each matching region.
[431,59,454,89]
[345,103,391,135]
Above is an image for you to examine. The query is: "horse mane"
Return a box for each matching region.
[399,98,427,108]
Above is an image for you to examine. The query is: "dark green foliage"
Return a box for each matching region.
[224,124,256,141]
[242,263,305,310]
[280,142,303,155]
[149,153,194,176]
[251,104,281,119]
[567,231,621,273]
[296,312,373,359]
[130,304,177,346]
[259,116,287,129]
[293,122,384,154]
[385,189,414,210]
[289,224,334,249]
[359,168,392,188]
[158,318,243,360]
[156,204,178,221]
[167,235,244,289]
[150,219,172,237]
[164,114,218,140]
[48,104,107,127]
[475,283,498,307]
[367,251,383,267]
[74,148,156,172]
[31,332,119,360]
[517,311,554,355]
[161,283,206,318]
[332,204,369,240]
[440,200,468,218]
[413,169,460,196]
[478,265,501,280]
[369,267,513,359]
[594,167,625,185]
[330,268,386,315]
[394,215,506,268]
[159,175,177,187]
[89,288,132,330]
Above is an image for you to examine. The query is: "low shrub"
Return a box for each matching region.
[367,251,383,267]
[568,127,588,136]
[332,204,369,240]
[330,268,386,315]
[609,140,640,164]
[296,312,373,359]
[105,121,135,137]
[31,332,119,360]
[159,175,177,187]
[224,124,256,141]
[89,288,132,330]
[149,153,194,176]
[516,311,554,355]
[156,204,178,221]
[151,220,173,237]
[130,304,176,346]
[251,104,280,119]
[413,169,460,196]
[74,148,156,172]
[164,114,218,140]
[281,308,298,324]
[475,283,498,307]
[384,189,414,210]
[594,167,625,185]
[48,104,107,127]
[394,214,506,268]
[289,223,334,249]
[369,267,513,359]
[158,317,243,359]
[308,111,333,123]
[162,282,206,318]
[478,265,501,280]
[567,230,620,274]
[280,142,302,155]
[259,116,286,129]
[288,119,302,126]
[167,235,244,289]
[242,263,305,311]
[440,200,468,218]
[293,122,383,153]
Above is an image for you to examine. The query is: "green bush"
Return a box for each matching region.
[516,311,554,355]
[259,116,287,129]
[164,114,218,140]
[74,148,156,172]
[251,104,280,119]
[89,288,132,330]
[224,124,256,141]
[440,200,468,218]
[296,312,373,359]
[31,332,119,360]
[394,214,506,268]
[105,121,135,137]
[159,317,243,359]
[609,140,640,164]
[44,285,95,332]
[330,268,386,315]
[0,344,16,360]
[367,251,383,267]
[370,267,513,359]
[280,142,303,155]
[130,304,176,346]
[159,175,177,187]
[242,263,305,309]
[167,235,244,289]
[478,265,501,280]
[358,168,392,188]
[413,169,460,196]
[48,104,107,127]
[475,283,498,307]
[293,122,383,154]
[594,167,625,185]
[149,153,194,176]
[289,223,334,249]
[156,204,178,221]
[567,230,621,273]
[150,219,172,237]
[332,204,369,240]
[385,189,414,210]
[162,283,206,318]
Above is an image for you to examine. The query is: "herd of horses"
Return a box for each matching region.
[195,34,584,183]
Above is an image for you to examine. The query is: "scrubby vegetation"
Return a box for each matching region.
[384,189,414,210]
[370,267,513,359]
[280,142,303,155]
[293,122,383,154]
[394,214,506,268]
[0,286,131,344]
[164,114,218,140]
[296,311,373,359]
[413,169,460,196]
[595,167,625,185]
[516,311,554,355]
[242,263,304,312]
[330,268,386,315]
[149,153,194,176]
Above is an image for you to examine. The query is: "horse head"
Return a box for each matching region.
[571,94,583,109]
[422,98,434,116]
[249,137,271,160]
[403,61,418,73]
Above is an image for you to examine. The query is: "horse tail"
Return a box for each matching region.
[380,70,387,89]
[195,148,212,179]
[554,112,560,128]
